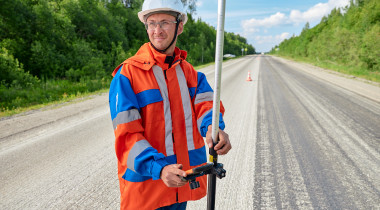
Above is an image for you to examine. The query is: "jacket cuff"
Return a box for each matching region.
[151,158,170,180]
[200,112,225,137]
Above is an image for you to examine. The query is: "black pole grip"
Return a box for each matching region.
[207,145,218,210]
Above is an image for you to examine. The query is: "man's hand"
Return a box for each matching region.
[205,125,232,155]
[160,164,188,187]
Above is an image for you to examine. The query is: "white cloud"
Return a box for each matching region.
[242,12,288,30]
[289,3,329,24]
[237,0,350,52]
[196,0,203,7]
[289,0,349,24]
[278,32,291,40]
[248,32,290,52]
[254,32,290,44]
[242,0,350,32]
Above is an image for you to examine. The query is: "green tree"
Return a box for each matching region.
[0,47,39,88]
[360,24,380,70]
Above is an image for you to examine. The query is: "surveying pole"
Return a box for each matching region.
[207,0,226,209]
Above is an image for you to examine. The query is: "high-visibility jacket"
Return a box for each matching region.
[109,43,225,210]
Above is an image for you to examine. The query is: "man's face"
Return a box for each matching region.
[145,13,183,53]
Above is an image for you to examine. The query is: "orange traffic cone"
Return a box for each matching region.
[246,71,252,81]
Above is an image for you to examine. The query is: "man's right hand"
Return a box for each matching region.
[160,164,188,187]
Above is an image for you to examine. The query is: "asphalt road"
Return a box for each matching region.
[1,55,379,209]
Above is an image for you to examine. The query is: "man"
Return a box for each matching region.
[108,0,231,209]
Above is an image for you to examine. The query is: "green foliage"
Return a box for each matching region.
[360,22,380,70]
[1,0,254,112]
[271,0,379,78]
[0,47,39,88]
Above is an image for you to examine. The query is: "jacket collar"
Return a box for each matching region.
[112,43,187,76]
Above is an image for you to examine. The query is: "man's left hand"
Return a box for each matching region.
[205,125,232,155]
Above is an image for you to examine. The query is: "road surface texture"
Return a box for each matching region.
[1,55,379,209]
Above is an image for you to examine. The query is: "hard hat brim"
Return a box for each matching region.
[138,8,188,25]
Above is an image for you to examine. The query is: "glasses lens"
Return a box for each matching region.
[145,21,176,30]
[148,22,157,30]
[160,21,170,30]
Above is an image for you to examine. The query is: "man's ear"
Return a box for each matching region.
[177,22,184,35]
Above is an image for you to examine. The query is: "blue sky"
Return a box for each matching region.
[193,0,351,52]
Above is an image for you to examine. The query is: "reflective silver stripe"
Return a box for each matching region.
[194,91,214,105]
[197,109,212,134]
[175,65,195,151]
[152,66,174,156]
[127,140,151,172]
[112,109,141,130]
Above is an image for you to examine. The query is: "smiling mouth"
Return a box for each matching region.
[154,38,166,43]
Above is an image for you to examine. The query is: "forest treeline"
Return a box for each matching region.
[0,0,255,112]
[271,0,379,79]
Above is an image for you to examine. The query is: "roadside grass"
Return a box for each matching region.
[274,54,380,84]
[194,62,214,70]
[0,78,111,118]
[0,89,108,119]
[194,56,241,71]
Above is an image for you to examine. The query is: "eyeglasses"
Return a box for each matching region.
[145,21,177,31]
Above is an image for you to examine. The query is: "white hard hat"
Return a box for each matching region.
[138,0,188,25]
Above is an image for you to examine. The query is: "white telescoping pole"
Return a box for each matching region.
[207,0,226,209]
[211,0,226,154]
